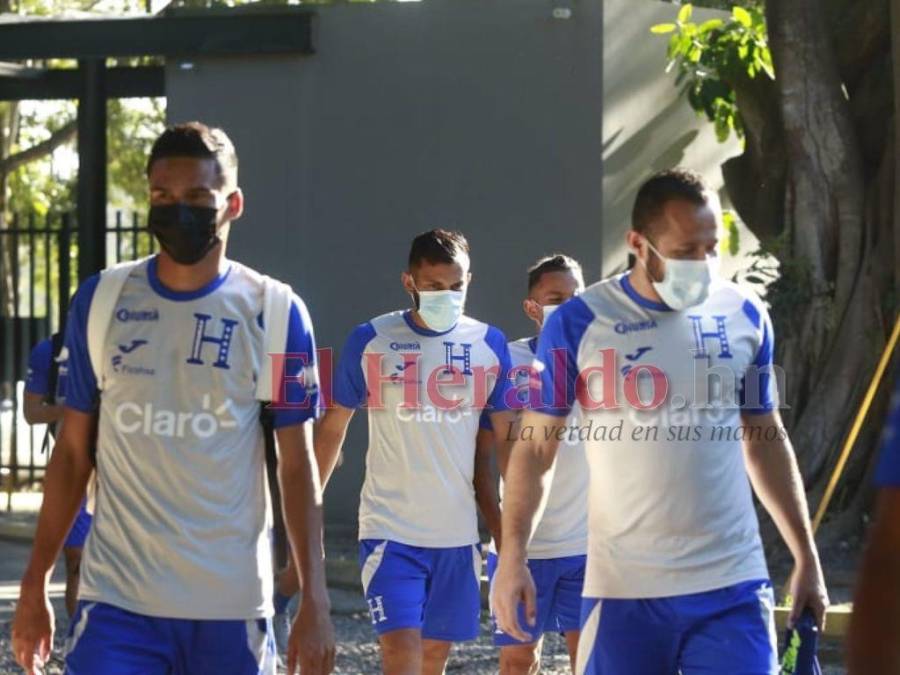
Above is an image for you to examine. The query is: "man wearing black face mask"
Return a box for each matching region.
[12,122,335,675]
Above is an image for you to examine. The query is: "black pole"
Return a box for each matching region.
[76,58,107,281]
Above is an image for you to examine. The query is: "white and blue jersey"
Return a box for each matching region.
[484,336,589,645]
[63,256,319,620]
[26,337,91,548]
[25,338,54,398]
[488,336,588,559]
[337,309,512,641]
[536,273,776,600]
[334,309,513,547]
[875,378,900,487]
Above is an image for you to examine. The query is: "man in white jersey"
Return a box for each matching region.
[481,254,589,673]
[11,122,335,675]
[315,229,515,674]
[492,168,829,674]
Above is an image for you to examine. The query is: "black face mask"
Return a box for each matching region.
[148,204,221,266]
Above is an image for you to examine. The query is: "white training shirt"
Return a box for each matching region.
[536,273,776,598]
[63,256,319,619]
[333,310,513,548]
[488,337,589,559]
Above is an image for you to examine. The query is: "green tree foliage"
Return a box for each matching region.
[652,3,773,142]
[653,0,899,545]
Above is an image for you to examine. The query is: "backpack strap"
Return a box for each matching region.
[87,258,149,390]
[256,276,294,402]
[39,332,66,454]
[257,276,294,571]
[45,331,65,406]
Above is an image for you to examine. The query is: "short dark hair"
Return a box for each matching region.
[631,168,708,235]
[146,121,238,189]
[527,253,584,291]
[408,229,470,268]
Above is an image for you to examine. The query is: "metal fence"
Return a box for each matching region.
[0,212,155,509]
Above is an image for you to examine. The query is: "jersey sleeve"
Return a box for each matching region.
[739,298,778,414]
[484,326,514,413]
[535,296,594,417]
[271,295,321,429]
[333,322,377,409]
[24,338,53,396]
[875,378,900,487]
[62,274,102,413]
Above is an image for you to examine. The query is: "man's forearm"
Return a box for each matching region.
[500,443,554,563]
[279,460,329,605]
[315,428,346,489]
[744,434,818,563]
[23,402,63,426]
[474,467,502,544]
[23,443,92,586]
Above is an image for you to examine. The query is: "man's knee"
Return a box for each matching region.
[422,638,451,661]
[380,629,422,675]
[500,642,542,675]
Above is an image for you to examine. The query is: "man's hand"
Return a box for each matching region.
[490,557,536,643]
[11,583,54,674]
[286,593,335,675]
[788,556,829,631]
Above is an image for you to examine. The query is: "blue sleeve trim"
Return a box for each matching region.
[272,295,321,428]
[333,322,377,409]
[875,380,900,487]
[63,274,102,413]
[740,302,776,414]
[24,339,52,396]
[484,325,513,412]
[741,298,761,329]
[536,296,594,416]
[479,409,493,431]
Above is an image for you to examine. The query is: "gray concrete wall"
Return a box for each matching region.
[602,0,743,274]
[166,0,604,529]
[166,0,742,530]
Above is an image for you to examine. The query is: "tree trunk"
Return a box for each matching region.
[892,0,900,301]
[721,0,898,546]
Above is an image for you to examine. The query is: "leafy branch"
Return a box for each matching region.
[651,3,773,142]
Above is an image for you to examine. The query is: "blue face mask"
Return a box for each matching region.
[415,289,466,332]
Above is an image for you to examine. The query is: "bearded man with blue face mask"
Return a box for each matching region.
[492,168,828,675]
[316,229,515,675]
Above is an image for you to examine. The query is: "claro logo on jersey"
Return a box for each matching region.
[114,394,237,439]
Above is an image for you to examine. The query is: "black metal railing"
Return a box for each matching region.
[0,211,155,509]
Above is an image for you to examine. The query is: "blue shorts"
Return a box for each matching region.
[358,539,482,642]
[577,579,777,675]
[64,601,276,674]
[64,500,92,549]
[486,551,585,646]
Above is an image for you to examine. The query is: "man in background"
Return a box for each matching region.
[848,373,900,674]
[481,253,589,673]
[23,333,91,619]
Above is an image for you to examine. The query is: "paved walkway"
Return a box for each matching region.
[0,507,847,674]
[0,534,574,674]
